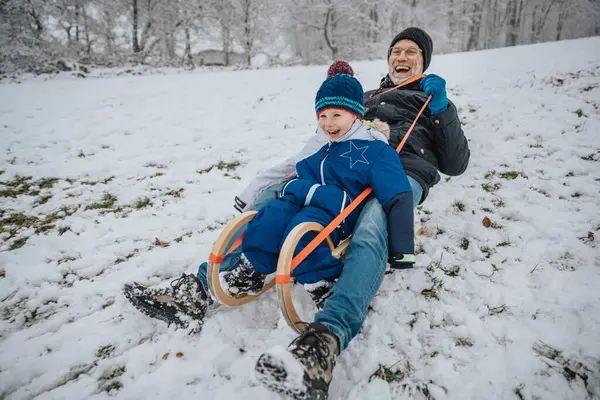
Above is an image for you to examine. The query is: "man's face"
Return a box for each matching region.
[388,39,424,84]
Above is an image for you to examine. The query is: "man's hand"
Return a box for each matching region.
[420,74,448,114]
[234,196,247,213]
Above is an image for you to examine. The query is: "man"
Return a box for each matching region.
[123,27,470,400]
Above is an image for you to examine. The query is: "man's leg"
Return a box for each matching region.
[196,182,287,292]
[314,176,423,350]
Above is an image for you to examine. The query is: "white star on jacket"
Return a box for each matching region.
[340,141,369,169]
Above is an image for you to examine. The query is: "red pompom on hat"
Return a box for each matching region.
[326,60,354,79]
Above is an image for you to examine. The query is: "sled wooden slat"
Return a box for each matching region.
[276,222,336,333]
[207,211,276,306]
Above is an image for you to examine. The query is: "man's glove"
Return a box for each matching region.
[389,253,415,269]
[420,74,448,114]
[233,196,247,213]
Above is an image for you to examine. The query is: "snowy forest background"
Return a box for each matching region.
[1,0,600,76]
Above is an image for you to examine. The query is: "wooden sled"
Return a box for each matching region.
[207,210,422,334]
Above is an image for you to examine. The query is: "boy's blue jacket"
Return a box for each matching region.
[243,120,414,284]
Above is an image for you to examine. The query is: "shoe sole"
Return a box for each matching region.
[123,284,204,333]
[255,353,328,400]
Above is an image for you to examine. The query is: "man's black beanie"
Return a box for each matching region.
[388,27,433,72]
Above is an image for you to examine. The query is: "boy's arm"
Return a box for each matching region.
[369,147,415,268]
[235,132,327,212]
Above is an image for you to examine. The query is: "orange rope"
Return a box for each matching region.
[208,232,244,264]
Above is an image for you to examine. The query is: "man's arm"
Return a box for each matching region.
[430,100,470,176]
[235,133,327,212]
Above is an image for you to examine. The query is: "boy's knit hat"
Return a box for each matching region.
[315,60,364,119]
[388,27,433,71]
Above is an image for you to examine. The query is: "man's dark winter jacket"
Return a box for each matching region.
[242,121,414,284]
[364,76,470,202]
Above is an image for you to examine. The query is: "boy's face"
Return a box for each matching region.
[318,108,357,140]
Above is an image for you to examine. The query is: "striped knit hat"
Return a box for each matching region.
[315,60,364,120]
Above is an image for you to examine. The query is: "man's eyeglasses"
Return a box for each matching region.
[390,47,421,58]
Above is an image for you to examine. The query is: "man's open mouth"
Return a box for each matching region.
[394,65,410,73]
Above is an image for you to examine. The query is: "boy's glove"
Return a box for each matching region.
[233,196,247,213]
[389,253,415,269]
[420,74,448,114]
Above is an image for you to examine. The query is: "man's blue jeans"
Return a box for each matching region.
[196,177,422,351]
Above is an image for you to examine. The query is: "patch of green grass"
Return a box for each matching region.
[100,365,126,381]
[9,237,28,250]
[153,171,164,177]
[35,223,56,234]
[369,360,409,383]
[174,231,193,243]
[86,193,117,210]
[581,154,595,161]
[565,171,575,177]
[1,212,39,228]
[115,249,138,264]
[481,207,493,213]
[0,270,5,278]
[460,238,470,250]
[498,171,521,180]
[484,170,496,180]
[453,201,465,212]
[491,198,505,208]
[57,256,77,265]
[0,170,4,175]
[165,188,184,198]
[95,344,115,359]
[456,338,473,347]
[0,175,33,197]
[197,160,242,174]
[421,277,444,300]
[443,265,460,277]
[134,197,152,209]
[103,381,123,392]
[574,109,586,118]
[58,226,71,235]
[480,246,494,259]
[529,142,543,148]
[37,194,52,205]
[482,182,502,193]
[144,162,167,168]
[38,178,59,189]
[490,221,503,229]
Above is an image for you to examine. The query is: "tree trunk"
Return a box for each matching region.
[466,2,483,51]
[505,0,518,46]
[132,0,140,53]
[183,27,193,67]
[323,7,338,60]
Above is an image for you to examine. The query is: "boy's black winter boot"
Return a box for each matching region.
[123,274,209,333]
[303,280,334,310]
[219,253,267,296]
[255,322,340,400]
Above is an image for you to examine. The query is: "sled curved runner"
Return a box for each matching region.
[207,211,276,306]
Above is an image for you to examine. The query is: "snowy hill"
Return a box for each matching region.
[1,37,599,400]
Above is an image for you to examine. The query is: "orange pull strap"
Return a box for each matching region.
[209,232,244,264]
[365,74,425,102]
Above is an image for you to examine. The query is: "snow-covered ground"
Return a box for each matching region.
[1,37,599,400]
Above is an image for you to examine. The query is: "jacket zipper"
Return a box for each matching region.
[319,144,330,185]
